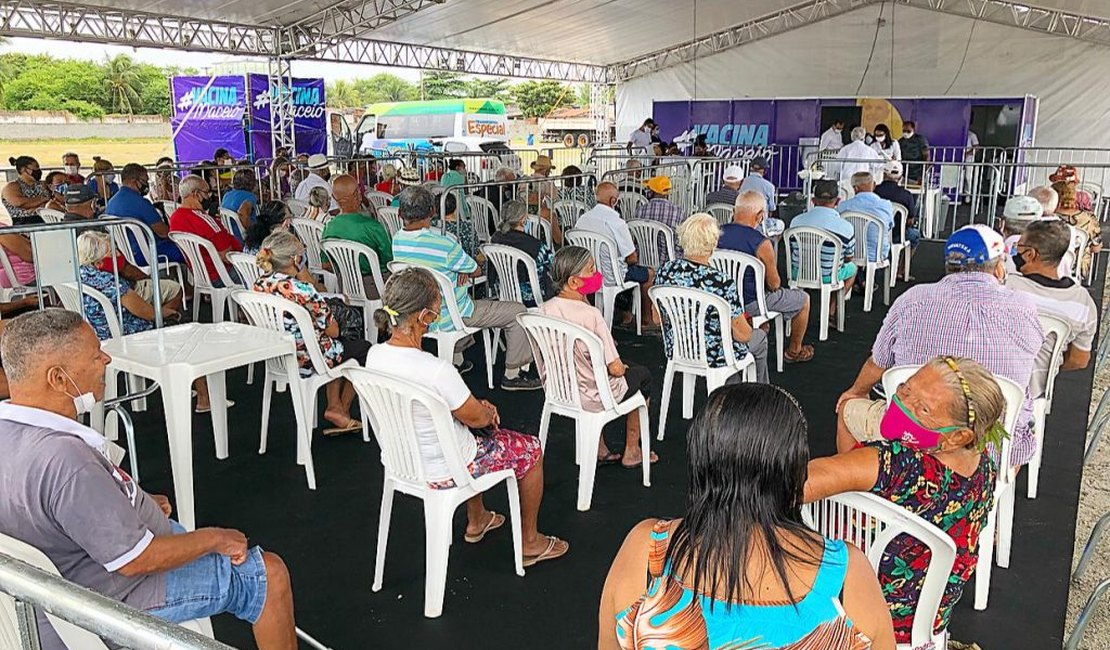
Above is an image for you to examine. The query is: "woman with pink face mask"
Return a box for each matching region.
[804,356,1006,646]
[538,246,657,469]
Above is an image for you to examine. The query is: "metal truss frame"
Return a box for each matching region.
[283,0,445,56]
[890,0,1110,48]
[267,55,297,157]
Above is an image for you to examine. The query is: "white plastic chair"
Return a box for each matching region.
[564,229,641,334]
[377,206,403,237]
[552,199,589,230]
[785,226,848,341]
[321,239,386,341]
[841,211,891,312]
[890,202,911,283]
[802,492,956,650]
[482,244,544,308]
[226,251,262,288]
[386,262,498,390]
[709,250,785,373]
[342,367,524,617]
[0,239,39,305]
[1027,313,1071,500]
[881,365,1024,611]
[290,218,338,293]
[167,232,239,323]
[157,200,179,217]
[705,202,734,226]
[523,215,553,248]
[218,207,246,241]
[517,313,650,511]
[0,533,213,649]
[626,219,675,269]
[232,290,355,491]
[38,207,65,223]
[102,221,188,309]
[365,190,393,210]
[649,286,756,442]
[464,195,498,244]
[616,190,647,220]
[1068,227,1091,285]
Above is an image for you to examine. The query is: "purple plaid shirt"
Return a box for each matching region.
[635,198,685,262]
[872,272,1044,464]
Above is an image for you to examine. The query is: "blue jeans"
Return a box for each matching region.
[905,227,922,249]
[145,522,268,625]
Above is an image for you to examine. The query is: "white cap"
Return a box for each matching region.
[1003,195,1042,220]
[884,160,903,177]
[307,153,329,170]
[722,165,744,182]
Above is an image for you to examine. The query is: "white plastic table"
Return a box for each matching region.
[101,322,306,529]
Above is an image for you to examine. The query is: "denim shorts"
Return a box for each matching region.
[145,522,268,625]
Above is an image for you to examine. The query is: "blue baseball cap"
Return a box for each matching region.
[945,225,1006,266]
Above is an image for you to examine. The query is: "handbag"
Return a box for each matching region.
[323,296,364,341]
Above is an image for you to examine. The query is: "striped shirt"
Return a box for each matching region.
[790,207,856,280]
[392,228,478,329]
[634,198,685,261]
[872,272,1044,464]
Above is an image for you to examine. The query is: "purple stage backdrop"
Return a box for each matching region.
[170,75,326,164]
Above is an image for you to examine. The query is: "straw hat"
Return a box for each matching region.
[531,155,554,172]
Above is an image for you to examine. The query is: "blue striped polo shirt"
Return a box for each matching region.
[392,227,478,329]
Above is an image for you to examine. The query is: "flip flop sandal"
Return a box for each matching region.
[322,420,363,436]
[195,400,235,414]
[622,452,660,470]
[523,536,569,567]
[785,346,815,363]
[597,452,623,466]
[464,512,505,544]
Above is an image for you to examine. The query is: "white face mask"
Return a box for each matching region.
[833,127,842,133]
[58,368,96,416]
[903,131,914,137]
[876,134,886,142]
[102,173,116,183]
[64,165,79,175]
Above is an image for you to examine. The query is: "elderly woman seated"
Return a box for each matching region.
[600,383,895,649]
[365,267,568,565]
[252,230,370,435]
[539,246,654,468]
[490,200,554,307]
[806,356,1005,646]
[1050,165,1102,278]
[655,213,769,383]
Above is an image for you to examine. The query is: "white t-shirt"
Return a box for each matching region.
[364,343,478,481]
[819,127,843,152]
[574,203,636,282]
[293,172,339,211]
[629,127,652,153]
[967,131,980,148]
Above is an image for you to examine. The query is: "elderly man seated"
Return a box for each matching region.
[634,176,685,261]
[789,180,858,320]
[1007,219,1097,396]
[837,225,1044,468]
[0,309,296,649]
[836,171,895,269]
[704,165,744,206]
[392,185,540,390]
[718,190,814,363]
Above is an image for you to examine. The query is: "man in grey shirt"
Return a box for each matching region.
[0,309,296,649]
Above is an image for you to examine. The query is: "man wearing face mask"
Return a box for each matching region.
[293,153,338,212]
[62,152,85,184]
[106,163,186,265]
[836,224,1044,468]
[0,309,299,650]
[898,120,929,185]
[819,119,846,153]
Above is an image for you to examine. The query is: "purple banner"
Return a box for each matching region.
[247,74,327,161]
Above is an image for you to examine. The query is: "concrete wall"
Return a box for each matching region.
[0,111,169,140]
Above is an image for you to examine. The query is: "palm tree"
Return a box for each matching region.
[326,79,359,109]
[104,54,141,115]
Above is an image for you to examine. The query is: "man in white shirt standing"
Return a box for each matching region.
[575,181,655,330]
[819,119,846,153]
[835,127,886,192]
[293,153,338,211]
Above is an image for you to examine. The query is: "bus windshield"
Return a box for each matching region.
[372,113,456,140]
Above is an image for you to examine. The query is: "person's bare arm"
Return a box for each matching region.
[840,545,896,650]
[757,239,781,291]
[625,250,639,265]
[598,519,656,650]
[323,315,340,339]
[803,447,880,504]
[236,201,253,233]
[149,221,171,239]
[0,234,34,262]
[116,527,248,577]
[1062,345,1092,371]
[836,356,886,412]
[836,407,860,454]
[730,314,753,344]
[607,359,626,378]
[453,395,499,429]
[2,182,50,210]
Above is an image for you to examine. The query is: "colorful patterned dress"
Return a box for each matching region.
[616,520,872,650]
[656,259,749,368]
[253,272,343,377]
[867,441,997,644]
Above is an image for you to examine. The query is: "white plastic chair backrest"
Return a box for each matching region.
[285,198,309,218]
[564,228,624,288]
[649,285,741,368]
[801,491,957,648]
[102,222,147,271]
[1068,227,1090,282]
[891,203,908,243]
[365,190,393,209]
[38,207,65,223]
[523,215,553,248]
[785,226,843,288]
[617,191,647,219]
[218,208,245,241]
[290,218,326,270]
[376,206,403,237]
[321,239,384,302]
[627,219,675,268]
[232,289,333,375]
[481,244,543,306]
[226,251,261,289]
[465,195,498,243]
[386,262,468,332]
[1037,312,1072,397]
[158,200,179,216]
[167,232,236,290]
[552,199,588,230]
[939,164,962,190]
[841,210,888,264]
[517,312,620,412]
[1078,182,1101,203]
[709,249,769,316]
[705,203,734,226]
[54,282,123,340]
[0,533,111,650]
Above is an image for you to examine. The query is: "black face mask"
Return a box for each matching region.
[29,169,42,181]
[138,181,150,197]
[1012,251,1027,271]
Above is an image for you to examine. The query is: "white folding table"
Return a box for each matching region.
[100,322,309,529]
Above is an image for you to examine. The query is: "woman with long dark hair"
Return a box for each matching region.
[599,383,894,650]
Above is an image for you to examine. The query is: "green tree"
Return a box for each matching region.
[104,54,141,114]
[326,79,360,108]
[513,80,568,118]
[420,71,466,100]
[352,73,418,104]
[1,57,108,112]
[464,77,510,100]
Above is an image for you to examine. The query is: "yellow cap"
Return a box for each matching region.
[643,175,672,195]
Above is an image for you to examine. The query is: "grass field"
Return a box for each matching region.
[10,138,175,169]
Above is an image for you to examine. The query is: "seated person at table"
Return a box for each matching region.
[719,190,814,363]
[253,231,370,435]
[600,383,894,650]
[790,180,858,317]
[490,200,554,307]
[810,357,1003,645]
[366,267,568,565]
[657,213,769,383]
[0,309,297,650]
[221,168,260,235]
[169,174,243,286]
[106,163,186,266]
[244,201,293,254]
[322,174,393,298]
[539,246,655,468]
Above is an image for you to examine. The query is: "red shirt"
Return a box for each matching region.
[168,207,242,281]
[375,179,400,196]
